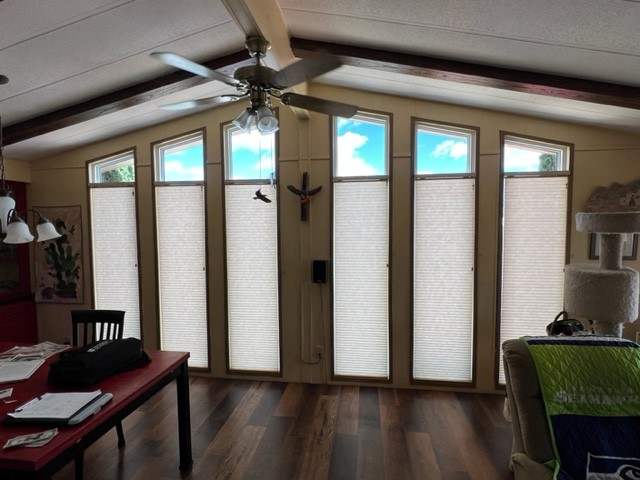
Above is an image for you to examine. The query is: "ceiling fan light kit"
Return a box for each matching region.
[152,36,359,134]
[255,105,278,133]
[232,88,278,134]
[233,108,257,131]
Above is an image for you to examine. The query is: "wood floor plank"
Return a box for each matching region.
[356,424,384,480]
[298,395,339,480]
[355,387,384,480]
[185,450,224,479]
[456,393,514,479]
[212,425,265,480]
[335,385,359,435]
[242,452,280,480]
[195,381,251,449]
[269,428,307,480]
[328,433,357,480]
[397,388,428,433]
[416,391,467,474]
[379,389,413,480]
[273,382,307,417]
[248,382,287,426]
[253,415,292,455]
[436,393,503,480]
[242,416,292,479]
[289,384,322,439]
[50,379,514,480]
[405,431,442,480]
[208,382,268,455]
[357,387,381,430]
[189,378,235,428]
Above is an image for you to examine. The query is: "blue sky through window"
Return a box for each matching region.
[416,130,470,175]
[503,145,557,173]
[162,143,204,181]
[228,129,276,181]
[335,116,387,176]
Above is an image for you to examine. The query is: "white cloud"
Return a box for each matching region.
[336,131,378,176]
[336,117,356,129]
[504,147,541,171]
[251,154,276,176]
[232,130,275,156]
[164,160,203,181]
[232,129,275,178]
[432,140,468,159]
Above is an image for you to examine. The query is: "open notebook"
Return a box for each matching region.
[4,390,113,425]
[0,359,45,384]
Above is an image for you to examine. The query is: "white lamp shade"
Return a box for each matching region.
[233,109,256,132]
[36,221,62,242]
[256,106,278,133]
[4,218,34,244]
[0,193,15,234]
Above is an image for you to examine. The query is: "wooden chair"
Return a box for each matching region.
[70,309,126,480]
[71,309,125,347]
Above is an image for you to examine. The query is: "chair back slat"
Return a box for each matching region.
[70,310,126,347]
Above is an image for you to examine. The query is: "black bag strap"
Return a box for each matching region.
[554,311,569,323]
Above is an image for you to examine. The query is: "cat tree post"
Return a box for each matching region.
[564,212,640,336]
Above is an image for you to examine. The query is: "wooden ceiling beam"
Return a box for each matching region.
[222,0,310,117]
[290,38,640,111]
[3,49,251,145]
[6,38,640,146]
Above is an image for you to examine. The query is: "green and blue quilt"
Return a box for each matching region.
[524,335,640,480]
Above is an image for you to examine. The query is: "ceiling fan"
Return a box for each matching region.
[151,37,358,133]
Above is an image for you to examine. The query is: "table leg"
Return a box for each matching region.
[176,360,194,471]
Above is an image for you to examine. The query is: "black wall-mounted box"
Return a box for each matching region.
[312,260,328,283]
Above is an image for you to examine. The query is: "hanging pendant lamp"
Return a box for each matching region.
[0,115,16,234]
[3,208,62,244]
[0,114,62,244]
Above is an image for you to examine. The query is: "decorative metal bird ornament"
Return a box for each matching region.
[253,188,272,203]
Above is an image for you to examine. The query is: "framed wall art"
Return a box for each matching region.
[34,205,83,303]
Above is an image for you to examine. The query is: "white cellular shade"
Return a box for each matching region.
[90,187,141,339]
[225,184,280,372]
[156,186,208,368]
[333,181,389,378]
[413,178,475,382]
[499,176,568,383]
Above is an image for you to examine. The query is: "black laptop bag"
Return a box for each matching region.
[48,338,150,385]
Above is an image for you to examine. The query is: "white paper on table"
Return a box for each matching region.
[8,390,103,420]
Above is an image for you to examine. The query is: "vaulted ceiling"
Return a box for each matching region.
[1,0,640,161]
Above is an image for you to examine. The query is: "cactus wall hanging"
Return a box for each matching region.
[34,205,83,303]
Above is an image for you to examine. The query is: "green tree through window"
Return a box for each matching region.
[538,153,556,171]
[101,165,134,183]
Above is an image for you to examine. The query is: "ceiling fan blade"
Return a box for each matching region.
[280,93,358,118]
[159,95,244,111]
[271,55,342,89]
[151,52,241,87]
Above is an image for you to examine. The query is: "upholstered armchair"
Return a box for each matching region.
[502,338,554,480]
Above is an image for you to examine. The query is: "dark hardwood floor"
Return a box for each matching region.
[53,378,515,480]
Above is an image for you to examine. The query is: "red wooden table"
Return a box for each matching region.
[0,343,193,479]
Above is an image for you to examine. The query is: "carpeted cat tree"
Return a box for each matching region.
[565,211,640,336]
